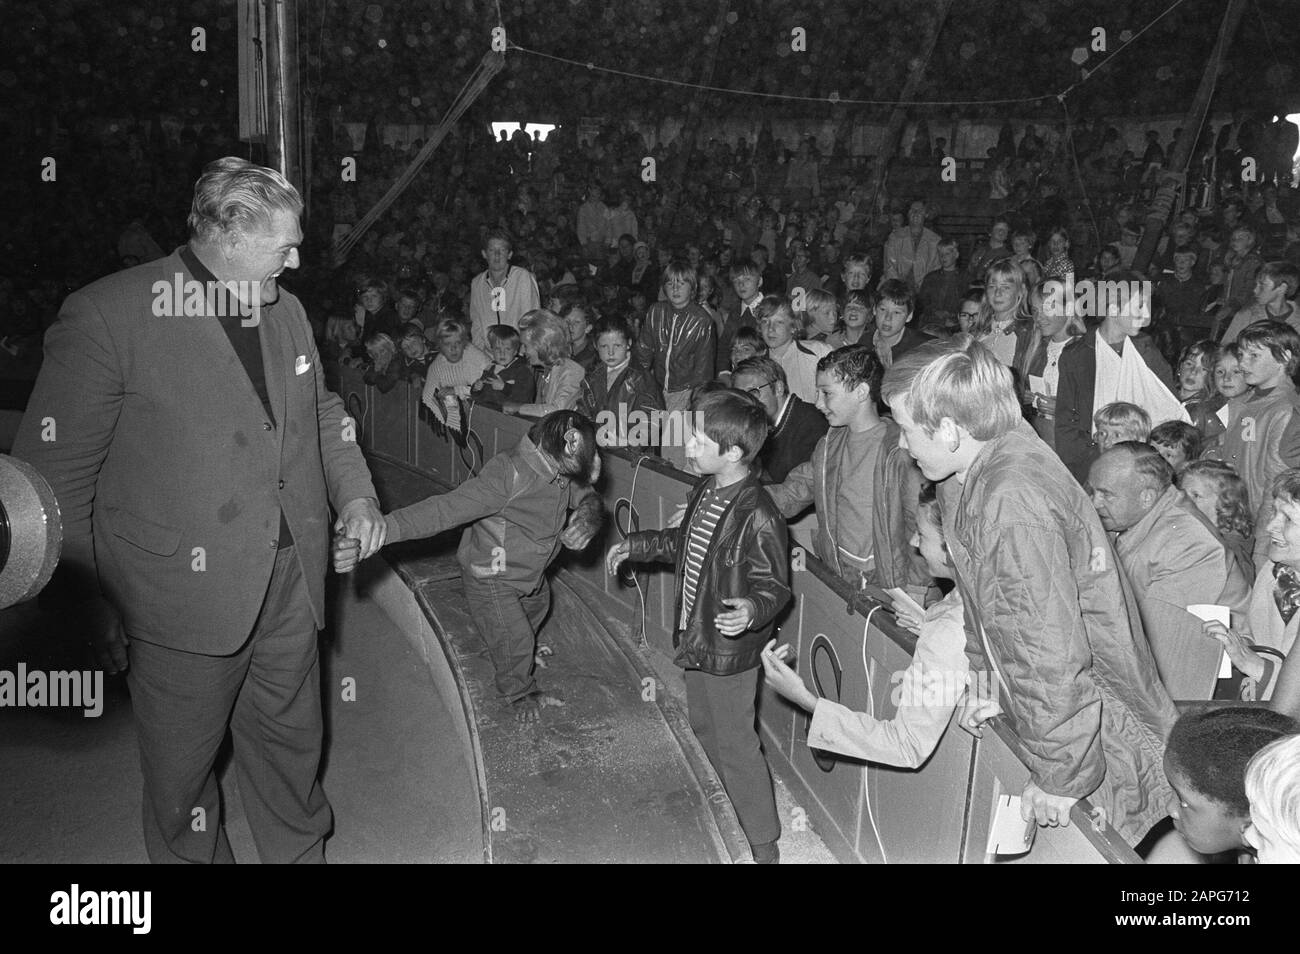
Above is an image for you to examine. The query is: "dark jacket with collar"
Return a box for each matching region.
[12,247,378,653]
[627,471,791,675]
[761,395,828,483]
[578,358,664,447]
[890,324,934,362]
[1054,329,1174,485]
[471,354,535,409]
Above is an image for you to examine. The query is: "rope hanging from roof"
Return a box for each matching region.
[334,50,504,261]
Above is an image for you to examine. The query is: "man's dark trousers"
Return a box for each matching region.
[126,545,332,863]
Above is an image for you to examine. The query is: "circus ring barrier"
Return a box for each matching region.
[341,366,1139,864]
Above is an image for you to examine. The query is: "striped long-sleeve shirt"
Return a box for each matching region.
[680,479,739,628]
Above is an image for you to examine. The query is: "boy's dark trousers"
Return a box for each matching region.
[684,667,781,848]
[462,571,551,702]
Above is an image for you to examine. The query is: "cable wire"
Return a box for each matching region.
[859,603,888,864]
[505,43,1058,108]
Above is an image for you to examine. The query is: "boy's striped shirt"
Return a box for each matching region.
[680,481,738,628]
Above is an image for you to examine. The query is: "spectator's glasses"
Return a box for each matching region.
[744,381,775,398]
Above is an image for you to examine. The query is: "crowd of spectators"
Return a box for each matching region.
[8,11,1300,862]
[302,111,1300,863]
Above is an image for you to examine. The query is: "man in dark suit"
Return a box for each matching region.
[732,356,828,483]
[13,157,386,863]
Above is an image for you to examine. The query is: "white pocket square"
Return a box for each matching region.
[295,355,311,375]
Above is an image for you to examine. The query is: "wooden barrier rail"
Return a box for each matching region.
[341,367,1139,863]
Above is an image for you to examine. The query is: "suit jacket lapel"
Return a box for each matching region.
[259,306,288,458]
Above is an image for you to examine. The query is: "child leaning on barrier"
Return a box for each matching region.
[606,388,791,863]
[333,410,606,724]
[760,482,999,770]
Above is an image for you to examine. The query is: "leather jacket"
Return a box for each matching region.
[628,472,791,675]
[633,300,717,394]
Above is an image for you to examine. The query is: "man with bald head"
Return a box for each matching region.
[1087,442,1250,697]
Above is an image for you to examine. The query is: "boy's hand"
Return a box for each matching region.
[489,375,506,391]
[1021,782,1078,829]
[760,640,817,710]
[715,597,756,636]
[606,541,631,577]
[956,689,1003,739]
[666,503,687,529]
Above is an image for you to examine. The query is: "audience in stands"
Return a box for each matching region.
[1019,277,1086,451]
[578,315,663,451]
[470,323,536,410]
[1093,401,1152,453]
[883,200,941,292]
[468,229,542,351]
[1203,469,1300,713]
[506,310,584,417]
[1177,459,1256,580]
[757,295,830,404]
[1219,260,1300,343]
[1211,321,1300,568]
[871,280,931,369]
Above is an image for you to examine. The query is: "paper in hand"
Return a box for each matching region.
[987,793,1036,857]
[1187,603,1233,678]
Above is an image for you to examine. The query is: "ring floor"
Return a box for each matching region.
[0,578,482,863]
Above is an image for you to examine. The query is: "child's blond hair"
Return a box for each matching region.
[1245,734,1300,860]
[1093,401,1151,443]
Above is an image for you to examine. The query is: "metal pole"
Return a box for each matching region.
[1132,0,1249,273]
[263,0,302,190]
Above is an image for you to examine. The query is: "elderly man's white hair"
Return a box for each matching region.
[187,157,302,244]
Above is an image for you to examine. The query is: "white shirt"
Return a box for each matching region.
[1043,337,1069,396]
[771,338,832,405]
[468,266,540,351]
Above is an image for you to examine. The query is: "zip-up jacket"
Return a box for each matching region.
[627,472,791,675]
[383,434,595,593]
[633,300,717,394]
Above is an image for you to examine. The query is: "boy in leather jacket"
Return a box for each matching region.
[607,389,791,862]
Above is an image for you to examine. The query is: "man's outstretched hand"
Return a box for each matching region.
[334,497,386,562]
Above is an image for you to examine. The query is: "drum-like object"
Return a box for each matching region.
[0,454,62,609]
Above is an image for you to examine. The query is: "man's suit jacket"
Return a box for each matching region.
[12,248,378,655]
